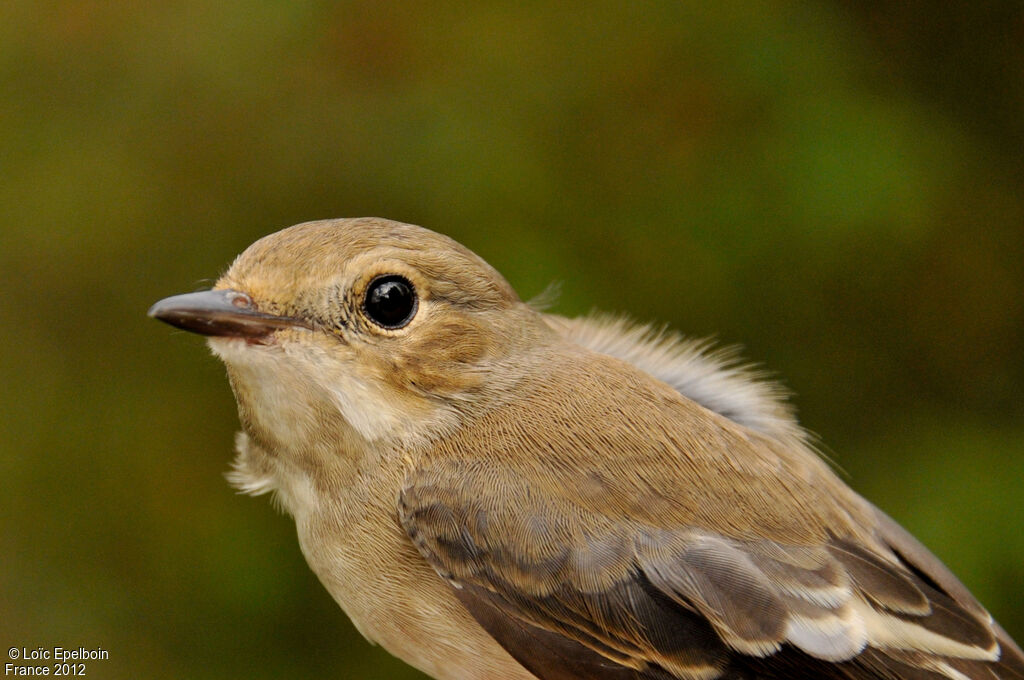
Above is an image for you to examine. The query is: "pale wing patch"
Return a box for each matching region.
[636,532,868,661]
[636,531,1001,671]
[857,603,999,661]
[784,604,866,661]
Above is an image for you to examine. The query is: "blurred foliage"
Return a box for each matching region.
[1,1,1022,678]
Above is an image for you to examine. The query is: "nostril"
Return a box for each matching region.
[228,291,254,309]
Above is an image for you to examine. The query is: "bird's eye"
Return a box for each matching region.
[363,275,418,329]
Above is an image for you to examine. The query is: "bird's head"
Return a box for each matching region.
[149,218,551,459]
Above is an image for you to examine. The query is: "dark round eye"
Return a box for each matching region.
[363,275,417,329]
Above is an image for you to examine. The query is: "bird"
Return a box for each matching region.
[149,217,1023,680]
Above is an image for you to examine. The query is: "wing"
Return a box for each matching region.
[400,463,1021,680]
[398,349,1023,680]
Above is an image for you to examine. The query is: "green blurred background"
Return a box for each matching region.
[2,2,1022,678]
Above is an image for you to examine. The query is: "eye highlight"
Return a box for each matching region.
[363,275,418,329]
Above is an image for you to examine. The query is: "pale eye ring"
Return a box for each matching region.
[363,275,417,329]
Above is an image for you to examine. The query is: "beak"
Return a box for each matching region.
[148,289,308,339]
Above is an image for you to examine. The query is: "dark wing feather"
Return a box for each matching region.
[871,505,1024,679]
[450,583,665,680]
